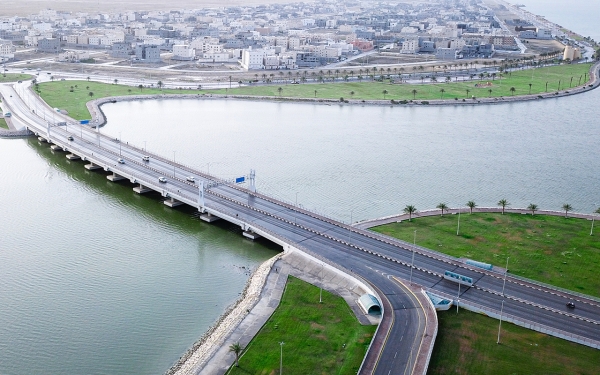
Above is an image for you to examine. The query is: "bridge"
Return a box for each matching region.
[2,81,600,374]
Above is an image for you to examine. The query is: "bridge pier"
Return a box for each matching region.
[243,230,261,241]
[66,153,80,160]
[37,136,47,142]
[84,162,102,170]
[200,213,220,223]
[50,144,65,151]
[164,197,183,208]
[133,184,152,194]
[107,173,126,182]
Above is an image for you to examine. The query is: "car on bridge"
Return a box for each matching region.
[67,136,74,141]
[142,156,150,162]
[158,176,167,183]
[117,158,125,164]
[186,176,195,183]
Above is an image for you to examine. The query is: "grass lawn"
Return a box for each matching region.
[0,118,8,129]
[428,309,600,375]
[213,63,592,101]
[372,213,600,297]
[0,73,32,83]
[226,276,375,375]
[36,81,197,120]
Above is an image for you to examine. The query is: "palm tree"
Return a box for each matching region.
[562,203,573,218]
[466,201,477,214]
[510,87,516,96]
[440,88,445,99]
[157,81,163,90]
[113,78,118,84]
[88,91,94,98]
[411,89,417,99]
[488,88,493,97]
[350,91,355,98]
[382,89,388,99]
[498,199,510,215]
[86,76,90,81]
[403,205,417,221]
[466,89,470,98]
[528,83,532,94]
[527,203,538,215]
[228,342,243,367]
[436,203,449,216]
[314,90,317,98]
[277,87,283,96]
[50,76,55,82]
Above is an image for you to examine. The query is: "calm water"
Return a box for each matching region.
[1,2,599,375]
[0,139,278,375]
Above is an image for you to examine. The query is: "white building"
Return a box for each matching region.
[0,40,15,61]
[241,48,268,70]
[172,44,195,61]
[400,39,419,54]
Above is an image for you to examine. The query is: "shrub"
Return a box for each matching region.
[454,97,458,100]
[390,99,396,104]
[421,101,429,104]
[340,97,344,102]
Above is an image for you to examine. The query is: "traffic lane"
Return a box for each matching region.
[476,274,600,322]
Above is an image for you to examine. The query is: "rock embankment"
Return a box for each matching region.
[165,254,281,375]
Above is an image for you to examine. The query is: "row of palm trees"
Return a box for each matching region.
[402,201,600,221]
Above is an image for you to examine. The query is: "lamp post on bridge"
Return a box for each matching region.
[497,256,509,344]
[119,132,122,155]
[173,151,176,177]
[409,230,416,285]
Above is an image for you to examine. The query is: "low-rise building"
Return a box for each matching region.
[38,37,61,53]
[110,42,133,58]
[172,44,195,60]
[135,43,161,62]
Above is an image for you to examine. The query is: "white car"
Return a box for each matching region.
[158,176,167,183]
[186,176,195,183]
[117,158,125,164]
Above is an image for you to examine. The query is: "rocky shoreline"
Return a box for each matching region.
[165,254,281,375]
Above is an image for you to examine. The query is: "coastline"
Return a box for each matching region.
[166,253,281,375]
[83,61,600,129]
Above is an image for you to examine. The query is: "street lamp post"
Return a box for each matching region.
[295,192,299,224]
[119,131,122,155]
[591,204,597,236]
[409,230,416,285]
[319,263,324,303]
[456,208,461,236]
[497,299,505,344]
[456,281,460,314]
[497,256,509,343]
[173,151,176,177]
[279,342,284,375]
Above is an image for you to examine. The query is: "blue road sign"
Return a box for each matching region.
[235,176,245,184]
[80,120,90,124]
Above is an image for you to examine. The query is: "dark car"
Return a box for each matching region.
[566,302,575,309]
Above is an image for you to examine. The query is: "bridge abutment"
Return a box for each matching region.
[84,162,102,170]
[133,184,152,194]
[107,173,125,182]
[164,197,183,207]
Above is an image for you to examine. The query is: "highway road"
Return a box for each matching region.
[2,81,599,374]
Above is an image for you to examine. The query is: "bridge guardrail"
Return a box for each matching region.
[431,289,600,349]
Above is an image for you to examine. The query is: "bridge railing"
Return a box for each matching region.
[431,289,600,349]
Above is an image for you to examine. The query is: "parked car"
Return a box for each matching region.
[158,176,167,183]
[117,158,125,164]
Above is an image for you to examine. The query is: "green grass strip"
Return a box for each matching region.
[0,118,8,129]
[226,276,375,375]
[36,81,195,120]
[372,213,600,297]
[429,309,600,374]
[0,73,32,83]
[214,63,592,101]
